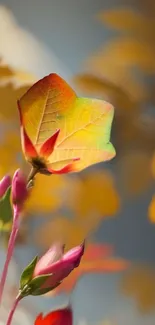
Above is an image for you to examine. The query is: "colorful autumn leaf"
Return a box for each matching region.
[121,265,155,313]
[18,73,116,174]
[44,243,130,296]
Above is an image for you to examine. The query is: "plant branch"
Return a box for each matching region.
[27,167,38,188]
[0,206,20,305]
[6,293,22,325]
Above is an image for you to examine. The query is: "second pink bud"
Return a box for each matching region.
[12,169,28,208]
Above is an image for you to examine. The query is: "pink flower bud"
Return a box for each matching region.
[12,169,28,207]
[33,242,85,289]
[0,175,11,198]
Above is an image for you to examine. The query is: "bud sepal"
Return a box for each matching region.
[19,256,59,297]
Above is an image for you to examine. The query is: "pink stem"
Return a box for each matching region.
[0,205,20,305]
[6,294,21,325]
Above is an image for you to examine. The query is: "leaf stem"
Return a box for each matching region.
[6,293,22,325]
[0,206,20,305]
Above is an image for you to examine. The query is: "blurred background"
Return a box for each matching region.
[0,0,155,324]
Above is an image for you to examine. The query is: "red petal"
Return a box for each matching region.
[34,313,43,325]
[40,130,60,158]
[21,126,38,159]
[48,158,80,174]
[44,307,72,325]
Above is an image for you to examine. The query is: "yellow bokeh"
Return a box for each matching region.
[121,265,155,312]
[0,64,35,122]
[33,171,119,248]
[148,195,155,223]
[118,151,152,197]
[34,216,89,249]
[148,154,155,223]
[73,5,155,214]
[151,153,155,179]
[67,170,120,219]
[0,131,21,175]
[25,174,68,215]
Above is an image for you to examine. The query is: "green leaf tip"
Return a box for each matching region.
[20,255,38,289]
[0,186,12,225]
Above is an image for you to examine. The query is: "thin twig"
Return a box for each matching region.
[6,293,22,325]
[0,206,20,305]
[27,167,38,185]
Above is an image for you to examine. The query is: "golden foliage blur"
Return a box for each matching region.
[97,9,153,36]
[0,64,14,78]
[34,169,120,249]
[151,153,155,179]
[24,174,69,215]
[96,7,155,77]
[0,69,35,122]
[67,170,120,218]
[121,265,155,313]
[0,63,33,175]
[35,216,91,250]
[118,151,152,197]
[148,153,155,222]
[73,4,155,198]
[0,132,21,175]
[148,195,155,223]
